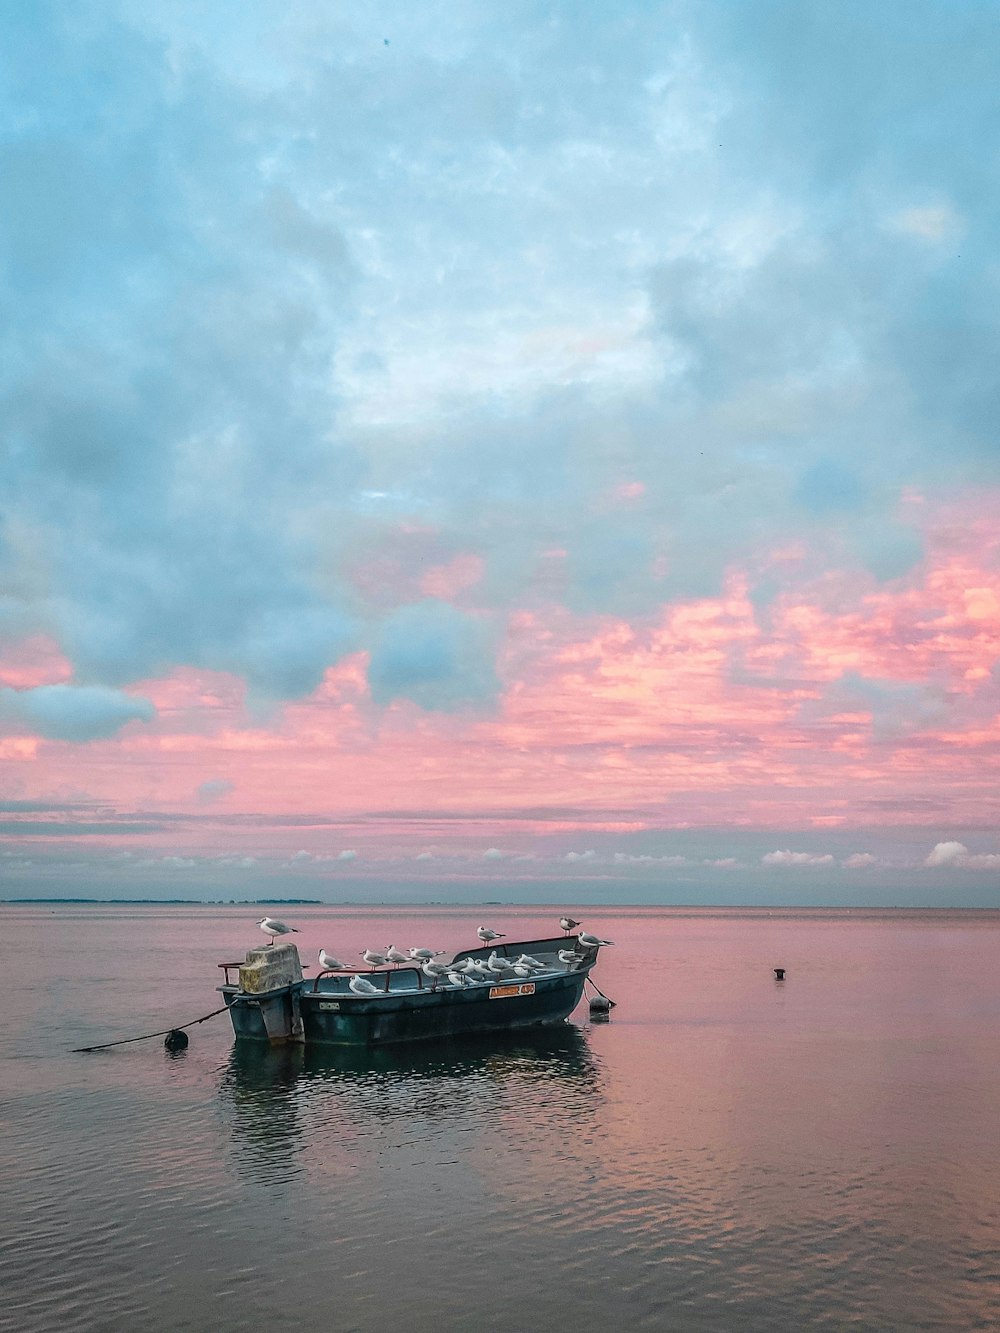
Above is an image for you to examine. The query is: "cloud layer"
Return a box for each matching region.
[1,2,998,902]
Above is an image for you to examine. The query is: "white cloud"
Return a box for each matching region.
[924,841,969,867]
[762,850,834,867]
[890,203,963,242]
[565,849,597,861]
[925,842,1000,869]
[483,847,504,859]
[337,849,358,861]
[841,853,877,869]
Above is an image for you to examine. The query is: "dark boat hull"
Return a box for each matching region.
[221,936,594,1046]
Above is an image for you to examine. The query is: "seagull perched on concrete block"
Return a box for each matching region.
[257,917,298,944]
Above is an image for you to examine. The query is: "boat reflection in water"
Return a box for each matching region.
[217,1025,603,1187]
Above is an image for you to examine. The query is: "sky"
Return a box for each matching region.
[1,0,998,905]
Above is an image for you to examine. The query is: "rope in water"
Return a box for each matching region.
[71,1006,229,1053]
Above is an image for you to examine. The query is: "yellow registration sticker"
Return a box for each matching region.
[488,983,536,1000]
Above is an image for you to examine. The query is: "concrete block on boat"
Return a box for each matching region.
[239,941,303,994]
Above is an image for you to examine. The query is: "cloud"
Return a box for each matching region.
[924,841,969,867]
[0,684,154,741]
[336,849,357,861]
[197,778,235,805]
[564,849,596,861]
[842,853,877,869]
[924,841,1000,869]
[762,850,834,867]
[483,847,504,860]
[368,601,499,711]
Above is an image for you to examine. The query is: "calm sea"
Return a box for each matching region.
[2,904,998,1331]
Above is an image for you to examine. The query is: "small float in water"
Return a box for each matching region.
[217,935,606,1046]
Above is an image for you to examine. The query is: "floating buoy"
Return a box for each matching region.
[589,995,613,1015]
[164,1029,189,1051]
[773,967,786,981]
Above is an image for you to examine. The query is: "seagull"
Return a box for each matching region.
[360,948,387,970]
[349,974,381,996]
[459,959,493,981]
[512,963,535,978]
[408,947,444,963]
[477,926,505,944]
[258,917,298,945]
[385,945,410,967]
[515,953,545,970]
[318,949,348,971]
[422,960,450,988]
[486,952,509,975]
[558,949,580,966]
[446,970,469,987]
[577,931,614,948]
[559,916,581,934]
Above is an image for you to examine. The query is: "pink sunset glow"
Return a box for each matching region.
[2,493,998,901]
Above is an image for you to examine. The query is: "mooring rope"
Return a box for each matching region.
[585,977,617,1008]
[71,1006,229,1053]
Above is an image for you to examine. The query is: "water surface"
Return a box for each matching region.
[2,905,998,1330]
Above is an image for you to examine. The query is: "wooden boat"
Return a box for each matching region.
[218,935,600,1046]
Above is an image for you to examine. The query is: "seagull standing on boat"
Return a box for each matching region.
[409,947,444,963]
[477,926,505,945]
[558,949,580,966]
[559,916,581,934]
[486,951,509,975]
[577,931,614,948]
[360,948,387,970]
[446,970,469,987]
[257,917,299,945]
[318,949,347,971]
[422,960,450,988]
[515,954,545,970]
[349,974,381,996]
[385,945,410,967]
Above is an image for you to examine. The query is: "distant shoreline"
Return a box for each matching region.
[2,898,998,914]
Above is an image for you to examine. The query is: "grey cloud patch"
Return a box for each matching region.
[368,601,499,711]
[196,778,235,805]
[801,673,952,741]
[0,684,154,741]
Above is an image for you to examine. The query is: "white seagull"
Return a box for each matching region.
[446,970,469,987]
[408,947,444,963]
[558,949,580,966]
[512,964,534,978]
[385,945,410,967]
[258,917,298,944]
[559,916,581,934]
[486,952,509,974]
[360,948,387,970]
[422,960,450,987]
[318,949,348,971]
[577,931,614,948]
[477,926,505,944]
[515,954,545,970]
[349,974,381,996]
